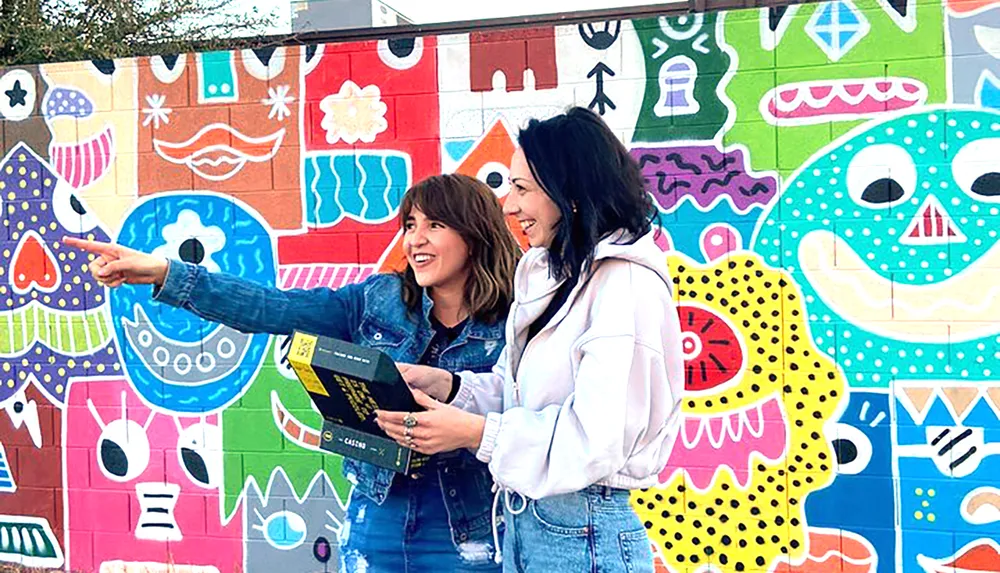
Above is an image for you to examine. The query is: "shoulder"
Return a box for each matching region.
[578,259,674,337]
[360,272,405,296]
[588,258,670,295]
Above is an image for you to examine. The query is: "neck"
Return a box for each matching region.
[429,282,468,327]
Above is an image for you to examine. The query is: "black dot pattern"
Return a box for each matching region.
[631,253,845,571]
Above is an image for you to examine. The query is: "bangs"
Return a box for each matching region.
[399,176,472,231]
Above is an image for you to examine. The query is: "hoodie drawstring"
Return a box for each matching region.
[490,483,527,564]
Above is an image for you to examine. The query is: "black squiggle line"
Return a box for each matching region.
[701,170,741,194]
[664,153,703,175]
[739,183,772,197]
[638,154,661,169]
[656,172,692,195]
[702,154,736,172]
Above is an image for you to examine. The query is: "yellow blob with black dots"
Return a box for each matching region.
[631,252,846,573]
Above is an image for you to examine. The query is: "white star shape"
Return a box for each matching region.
[141,94,171,129]
[262,85,294,121]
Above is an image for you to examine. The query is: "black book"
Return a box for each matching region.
[286,330,428,474]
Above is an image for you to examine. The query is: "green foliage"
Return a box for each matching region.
[0,0,280,65]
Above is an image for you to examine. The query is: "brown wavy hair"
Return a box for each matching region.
[398,173,522,324]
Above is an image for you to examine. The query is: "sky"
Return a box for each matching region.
[241,0,675,36]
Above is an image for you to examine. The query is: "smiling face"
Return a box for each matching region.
[752,108,1000,386]
[137,48,303,230]
[505,148,562,249]
[402,209,471,294]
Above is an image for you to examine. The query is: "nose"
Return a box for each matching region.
[407,225,429,247]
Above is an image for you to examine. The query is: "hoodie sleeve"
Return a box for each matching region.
[449,345,508,416]
[475,333,668,499]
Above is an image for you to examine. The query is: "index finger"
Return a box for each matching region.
[62,236,119,257]
[375,410,409,424]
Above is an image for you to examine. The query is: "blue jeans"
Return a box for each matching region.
[501,486,653,573]
[340,475,502,572]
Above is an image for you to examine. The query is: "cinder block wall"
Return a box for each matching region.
[1,0,997,570]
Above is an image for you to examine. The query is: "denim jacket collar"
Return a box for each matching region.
[419,288,504,341]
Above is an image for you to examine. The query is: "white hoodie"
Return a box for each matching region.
[452,229,685,500]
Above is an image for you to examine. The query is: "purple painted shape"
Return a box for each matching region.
[43,87,94,119]
[0,143,117,404]
[631,145,777,213]
[665,87,693,110]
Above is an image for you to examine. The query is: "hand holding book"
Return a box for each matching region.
[376,389,487,456]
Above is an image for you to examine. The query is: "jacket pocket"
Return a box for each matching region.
[529,496,590,537]
[358,316,407,350]
[619,528,654,573]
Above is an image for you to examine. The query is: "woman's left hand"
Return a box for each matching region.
[377,389,487,455]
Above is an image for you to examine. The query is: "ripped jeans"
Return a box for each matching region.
[500,485,653,573]
[340,475,501,572]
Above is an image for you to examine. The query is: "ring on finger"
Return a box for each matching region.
[403,413,418,428]
[404,426,412,438]
[405,436,415,448]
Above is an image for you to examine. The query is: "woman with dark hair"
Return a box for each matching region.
[64,173,523,572]
[378,107,685,572]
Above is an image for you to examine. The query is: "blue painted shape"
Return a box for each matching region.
[0,443,15,492]
[304,152,410,226]
[444,140,476,162]
[199,51,237,102]
[805,391,895,573]
[979,72,1000,110]
[665,199,763,263]
[111,194,274,413]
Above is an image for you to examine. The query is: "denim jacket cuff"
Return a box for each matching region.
[152,259,197,307]
[475,411,502,463]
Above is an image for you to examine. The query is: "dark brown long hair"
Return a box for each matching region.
[398,173,521,324]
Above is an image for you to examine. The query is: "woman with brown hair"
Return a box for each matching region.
[65,173,522,572]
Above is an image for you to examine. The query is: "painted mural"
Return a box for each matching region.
[0,0,997,571]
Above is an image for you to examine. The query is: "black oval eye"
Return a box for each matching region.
[831,438,858,465]
[860,178,905,204]
[313,536,332,563]
[305,44,319,64]
[179,238,206,264]
[388,38,415,58]
[971,173,1000,197]
[70,195,87,216]
[12,401,23,414]
[485,171,504,189]
[92,60,116,75]
[101,439,129,477]
[181,447,210,485]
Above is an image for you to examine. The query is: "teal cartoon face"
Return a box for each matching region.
[753,108,1000,386]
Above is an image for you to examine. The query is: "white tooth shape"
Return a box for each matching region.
[4,390,42,448]
[21,526,32,554]
[974,25,1000,59]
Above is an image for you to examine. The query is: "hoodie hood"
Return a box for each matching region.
[514,229,671,304]
[592,229,673,288]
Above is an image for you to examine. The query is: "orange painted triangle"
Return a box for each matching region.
[941,386,980,420]
[986,387,1000,413]
[900,386,935,418]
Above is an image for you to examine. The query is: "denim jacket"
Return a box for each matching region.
[152,260,505,546]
